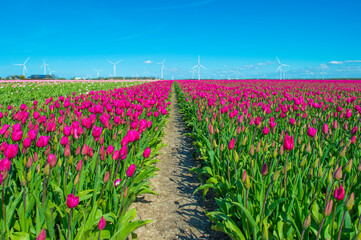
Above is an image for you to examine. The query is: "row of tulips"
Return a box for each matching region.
[0,81,138,108]
[0,81,172,239]
[175,80,361,240]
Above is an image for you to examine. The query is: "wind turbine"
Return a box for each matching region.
[190,68,196,79]
[40,60,49,75]
[321,65,326,80]
[143,67,150,78]
[95,69,103,78]
[157,59,166,79]
[14,57,30,76]
[276,57,289,80]
[192,55,206,80]
[107,60,121,78]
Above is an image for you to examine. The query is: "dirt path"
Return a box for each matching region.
[132,88,228,240]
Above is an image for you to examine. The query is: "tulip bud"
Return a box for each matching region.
[344,159,353,173]
[334,166,342,180]
[44,164,50,176]
[317,165,323,178]
[272,170,281,182]
[244,175,251,189]
[303,213,311,229]
[75,146,81,156]
[249,145,254,156]
[241,170,247,183]
[273,147,278,158]
[279,145,284,156]
[26,156,33,169]
[233,150,239,163]
[241,136,247,146]
[300,155,307,167]
[306,141,311,154]
[103,171,110,183]
[76,160,83,172]
[20,175,26,187]
[33,152,39,162]
[45,145,51,156]
[98,216,106,231]
[27,170,31,182]
[74,173,80,185]
[345,192,354,211]
[261,163,268,176]
[339,146,346,158]
[323,199,333,217]
[255,141,261,153]
[36,229,46,240]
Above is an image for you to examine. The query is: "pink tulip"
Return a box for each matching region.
[36,229,46,240]
[114,179,122,187]
[126,164,136,177]
[334,185,345,201]
[143,147,151,159]
[48,154,57,168]
[228,138,235,150]
[283,133,294,151]
[263,126,270,135]
[66,194,79,208]
[4,144,18,159]
[98,216,106,230]
[307,127,317,138]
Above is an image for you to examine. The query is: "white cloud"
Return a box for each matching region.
[244,65,254,68]
[144,60,152,64]
[344,60,361,63]
[329,61,344,64]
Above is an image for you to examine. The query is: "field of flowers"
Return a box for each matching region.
[176,80,361,240]
[0,81,172,239]
[0,81,138,107]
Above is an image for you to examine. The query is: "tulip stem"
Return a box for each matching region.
[98,230,101,240]
[337,210,347,240]
[300,229,306,240]
[330,202,338,239]
[118,178,128,218]
[315,217,325,240]
[260,182,273,232]
[66,209,73,240]
[2,183,7,237]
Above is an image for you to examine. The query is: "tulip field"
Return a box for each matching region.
[2,79,361,240]
[0,80,172,239]
[176,80,361,240]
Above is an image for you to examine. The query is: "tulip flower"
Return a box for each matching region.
[261,163,268,176]
[289,118,296,125]
[36,229,46,240]
[322,123,329,134]
[143,147,151,158]
[48,154,57,168]
[334,185,345,201]
[228,138,235,150]
[4,144,18,159]
[66,194,79,209]
[283,133,294,151]
[307,127,317,138]
[263,126,270,135]
[98,216,106,230]
[114,179,122,187]
[126,164,136,177]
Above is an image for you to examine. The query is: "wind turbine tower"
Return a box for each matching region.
[107,60,121,78]
[192,55,206,80]
[157,59,166,79]
[276,57,289,80]
[14,57,30,77]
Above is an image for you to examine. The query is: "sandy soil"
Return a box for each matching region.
[132,88,229,240]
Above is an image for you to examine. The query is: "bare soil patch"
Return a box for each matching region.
[132,88,229,240]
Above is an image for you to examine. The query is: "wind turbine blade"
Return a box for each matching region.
[107,60,114,64]
[276,57,281,64]
[115,60,122,64]
[24,57,30,64]
[200,65,207,70]
[191,65,198,69]
[276,66,281,72]
[282,64,290,67]
[162,59,166,64]
[14,64,22,66]
[24,65,28,73]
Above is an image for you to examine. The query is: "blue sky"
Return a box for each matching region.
[1,0,361,79]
